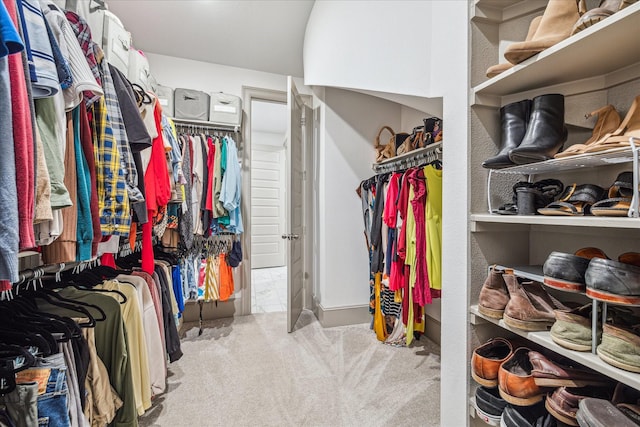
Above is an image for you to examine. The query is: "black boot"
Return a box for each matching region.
[509,94,567,165]
[482,99,531,169]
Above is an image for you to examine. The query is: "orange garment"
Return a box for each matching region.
[219,253,234,301]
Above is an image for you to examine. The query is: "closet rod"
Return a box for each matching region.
[13,260,97,286]
[372,142,443,174]
[171,117,241,134]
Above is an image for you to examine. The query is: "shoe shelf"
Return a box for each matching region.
[472,2,640,105]
[471,214,640,230]
[469,305,640,391]
[484,139,640,217]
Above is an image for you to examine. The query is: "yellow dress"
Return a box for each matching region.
[424,165,443,290]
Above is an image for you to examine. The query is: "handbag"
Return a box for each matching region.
[374,126,410,163]
[397,126,430,155]
[424,117,443,143]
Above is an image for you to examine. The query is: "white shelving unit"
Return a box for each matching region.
[471,214,640,229]
[467,1,640,424]
[473,2,640,105]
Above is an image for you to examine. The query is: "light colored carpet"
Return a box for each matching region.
[139,310,441,427]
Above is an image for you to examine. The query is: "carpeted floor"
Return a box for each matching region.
[139,310,441,427]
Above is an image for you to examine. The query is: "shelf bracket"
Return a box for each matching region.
[487,169,493,214]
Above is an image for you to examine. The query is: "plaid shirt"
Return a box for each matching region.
[64,11,101,105]
[99,59,144,203]
[91,96,131,236]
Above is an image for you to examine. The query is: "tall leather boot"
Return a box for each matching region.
[509,94,567,165]
[504,0,585,65]
[482,99,531,169]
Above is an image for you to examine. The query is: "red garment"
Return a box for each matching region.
[409,169,431,306]
[383,173,400,229]
[78,106,101,256]
[5,0,35,249]
[143,102,171,216]
[100,253,116,268]
[140,102,171,275]
[390,171,411,292]
[205,136,215,211]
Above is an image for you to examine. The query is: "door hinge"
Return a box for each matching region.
[301,117,306,126]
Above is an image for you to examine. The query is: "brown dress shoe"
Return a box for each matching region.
[528,351,611,387]
[472,337,513,388]
[503,275,568,331]
[546,386,613,426]
[498,347,544,406]
[479,266,510,319]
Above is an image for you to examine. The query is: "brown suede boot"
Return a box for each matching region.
[503,274,568,331]
[504,0,585,65]
[486,16,542,78]
[479,266,510,319]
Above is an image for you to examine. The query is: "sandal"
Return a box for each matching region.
[537,183,606,216]
[554,105,621,158]
[583,95,640,153]
[591,171,634,217]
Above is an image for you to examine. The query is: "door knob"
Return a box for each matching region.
[281,234,300,240]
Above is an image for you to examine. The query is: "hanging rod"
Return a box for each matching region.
[171,117,241,134]
[372,141,443,174]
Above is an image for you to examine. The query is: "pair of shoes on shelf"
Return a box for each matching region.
[493,180,565,216]
[556,95,640,158]
[486,0,637,78]
[482,95,567,169]
[543,247,640,299]
[478,266,568,331]
[473,339,610,407]
[536,171,637,216]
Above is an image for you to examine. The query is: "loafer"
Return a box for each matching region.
[529,351,611,388]
[501,401,557,427]
[479,265,510,319]
[503,275,568,331]
[498,347,544,406]
[586,258,640,305]
[546,387,613,426]
[543,248,608,292]
[550,304,599,352]
[597,323,640,373]
[475,386,508,425]
[577,398,638,427]
[472,337,513,387]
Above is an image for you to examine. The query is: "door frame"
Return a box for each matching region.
[241,87,287,316]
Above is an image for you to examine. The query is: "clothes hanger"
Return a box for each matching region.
[0,344,36,395]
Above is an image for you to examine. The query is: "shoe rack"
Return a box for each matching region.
[468,0,640,425]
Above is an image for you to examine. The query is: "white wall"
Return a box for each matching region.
[145,52,288,98]
[303,1,434,97]
[315,87,402,309]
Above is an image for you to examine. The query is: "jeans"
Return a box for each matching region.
[34,353,71,427]
[0,382,38,427]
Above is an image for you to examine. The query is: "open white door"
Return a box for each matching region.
[285,77,304,332]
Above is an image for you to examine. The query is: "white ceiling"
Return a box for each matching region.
[107,0,315,77]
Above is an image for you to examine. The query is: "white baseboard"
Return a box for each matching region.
[314,301,371,328]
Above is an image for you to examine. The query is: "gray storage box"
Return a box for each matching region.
[209,92,242,127]
[155,85,174,117]
[174,88,210,121]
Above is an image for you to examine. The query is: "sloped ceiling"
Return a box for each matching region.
[107,0,315,77]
